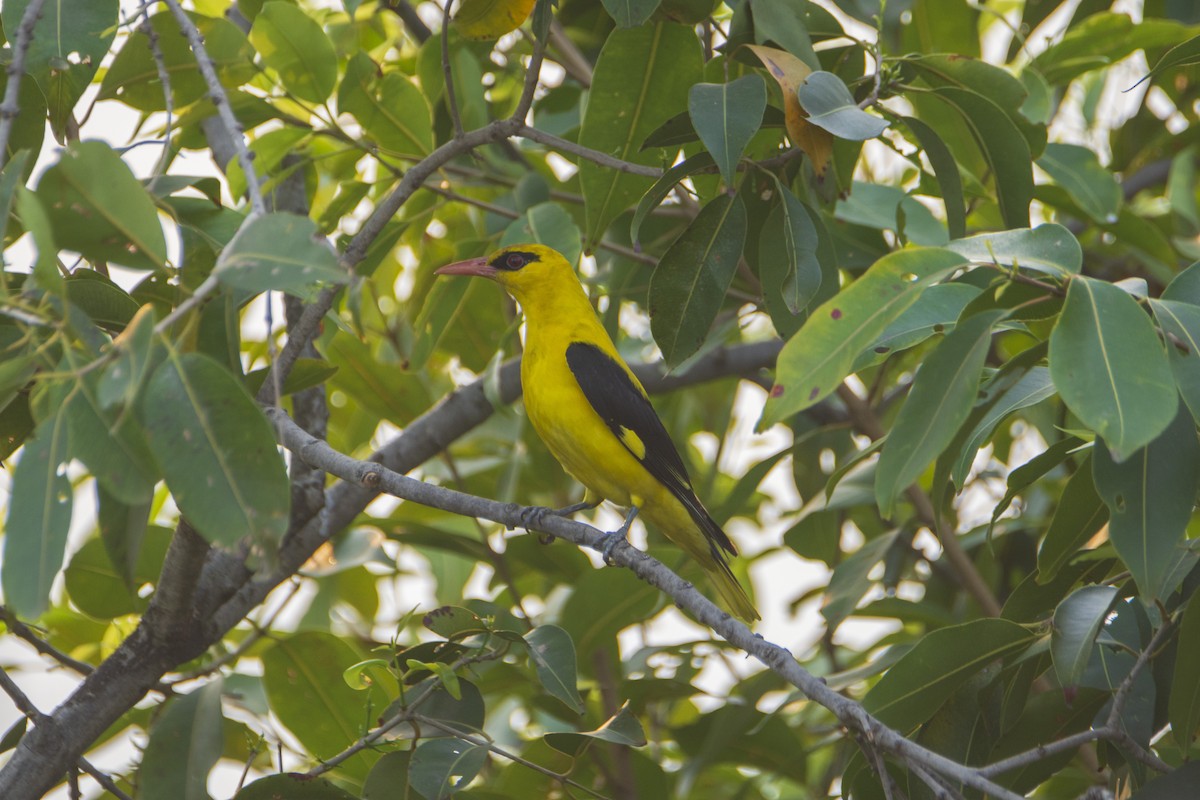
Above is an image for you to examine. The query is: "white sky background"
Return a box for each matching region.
[0,0,1174,796]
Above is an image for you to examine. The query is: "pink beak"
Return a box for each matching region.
[434,256,497,278]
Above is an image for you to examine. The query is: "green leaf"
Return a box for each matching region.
[946,223,1081,277]
[65,271,141,331]
[821,530,899,631]
[64,528,171,620]
[836,182,948,246]
[235,774,359,800]
[36,140,168,271]
[1050,585,1118,687]
[1035,456,1108,582]
[853,283,983,370]
[525,625,585,714]
[1037,143,1121,223]
[602,0,662,27]
[14,188,62,295]
[1148,298,1200,425]
[875,310,1004,517]
[560,569,658,676]
[630,151,714,247]
[1093,406,1199,601]
[759,184,821,314]
[422,605,490,640]
[383,677,485,740]
[687,75,767,186]
[1170,591,1200,755]
[363,753,411,800]
[249,1,337,103]
[1,412,72,619]
[648,194,747,368]
[262,632,379,780]
[214,212,346,296]
[579,22,702,251]
[61,370,157,505]
[140,352,290,546]
[950,365,1056,489]
[900,115,966,239]
[1,0,117,138]
[500,202,582,269]
[98,304,159,410]
[796,71,888,140]
[929,86,1033,229]
[409,739,488,799]
[339,52,434,159]
[762,247,968,425]
[99,11,255,112]
[1130,763,1200,800]
[545,702,647,756]
[862,618,1035,730]
[97,487,152,589]
[139,678,225,800]
[1049,275,1178,460]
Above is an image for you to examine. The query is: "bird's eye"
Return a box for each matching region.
[505,253,526,269]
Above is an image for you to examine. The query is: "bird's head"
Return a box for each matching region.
[434,243,576,304]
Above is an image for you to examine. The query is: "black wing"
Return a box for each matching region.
[565,341,736,557]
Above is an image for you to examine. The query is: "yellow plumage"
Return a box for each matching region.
[436,244,758,622]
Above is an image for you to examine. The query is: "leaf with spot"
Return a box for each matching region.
[36,140,167,271]
[1,412,73,619]
[139,352,290,547]
[578,23,702,252]
[1148,298,1200,425]
[649,194,747,368]
[214,213,346,297]
[744,45,831,177]
[875,310,1004,517]
[688,75,767,186]
[249,1,338,103]
[761,247,968,426]
[1093,407,1199,602]
[1049,275,1177,460]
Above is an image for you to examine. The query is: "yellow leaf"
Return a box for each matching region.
[454,0,536,40]
[744,44,833,178]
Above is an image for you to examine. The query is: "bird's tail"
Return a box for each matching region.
[703,558,760,623]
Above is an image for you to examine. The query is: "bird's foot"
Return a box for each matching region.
[517,499,600,536]
[598,530,627,565]
[598,505,640,565]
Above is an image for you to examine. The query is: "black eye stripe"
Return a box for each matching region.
[490,250,541,271]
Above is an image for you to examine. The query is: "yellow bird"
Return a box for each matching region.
[436,244,759,622]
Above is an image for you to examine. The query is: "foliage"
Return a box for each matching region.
[1,0,1200,798]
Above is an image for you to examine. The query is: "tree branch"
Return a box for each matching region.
[265,406,1025,800]
[0,0,46,168]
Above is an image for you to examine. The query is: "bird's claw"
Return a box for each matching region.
[517,505,552,529]
[598,530,626,565]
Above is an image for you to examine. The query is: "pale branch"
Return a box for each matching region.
[266,406,1025,800]
[516,124,663,177]
[163,0,267,217]
[137,9,175,183]
[0,0,46,168]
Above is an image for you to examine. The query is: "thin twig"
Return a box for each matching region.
[137,10,174,185]
[0,0,47,167]
[76,758,133,800]
[0,607,95,676]
[163,0,266,217]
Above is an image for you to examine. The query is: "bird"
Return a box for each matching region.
[435,243,759,622]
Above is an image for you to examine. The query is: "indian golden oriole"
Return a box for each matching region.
[435,244,759,621]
